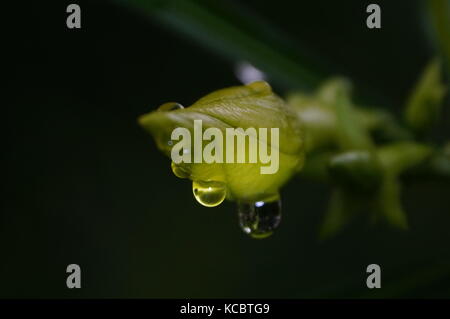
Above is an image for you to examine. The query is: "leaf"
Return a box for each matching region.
[355,108,413,141]
[404,59,447,133]
[376,142,432,176]
[376,175,408,229]
[286,93,337,152]
[373,142,432,229]
[328,150,383,193]
[138,81,305,202]
[320,189,361,239]
[121,0,324,90]
[321,142,432,236]
[428,0,450,72]
[334,91,373,150]
[287,77,374,152]
[316,77,352,104]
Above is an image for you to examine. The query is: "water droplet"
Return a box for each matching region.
[158,102,184,112]
[238,197,281,239]
[171,162,190,179]
[247,81,271,93]
[192,180,227,207]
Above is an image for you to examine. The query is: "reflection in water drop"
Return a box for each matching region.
[171,162,190,179]
[238,198,281,239]
[158,102,184,111]
[192,180,227,207]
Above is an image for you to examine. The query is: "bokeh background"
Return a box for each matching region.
[4,0,450,298]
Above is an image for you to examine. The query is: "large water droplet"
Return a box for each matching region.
[158,102,184,112]
[238,197,281,239]
[192,180,227,207]
[171,162,190,179]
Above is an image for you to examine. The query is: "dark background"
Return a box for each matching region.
[3,0,450,298]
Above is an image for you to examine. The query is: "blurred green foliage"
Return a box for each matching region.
[405,59,447,133]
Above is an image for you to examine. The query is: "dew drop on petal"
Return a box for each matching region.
[171,162,190,179]
[247,81,271,93]
[238,197,281,239]
[192,180,227,207]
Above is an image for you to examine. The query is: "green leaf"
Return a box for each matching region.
[428,0,450,72]
[320,189,362,239]
[120,0,324,90]
[404,59,447,133]
[286,93,337,152]
[287,77,372,152]
[288,77,374,152]
[316,77,352,104]
[376,175,408,229]
[334,90,373,150]
[321,142,432,236]
[355,108,413,141]
[138,81,305,202]
[376,142,432,176]
[328,150,383,193]
[372,142,433,229]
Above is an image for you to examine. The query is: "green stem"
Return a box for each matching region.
[119,0,323,90]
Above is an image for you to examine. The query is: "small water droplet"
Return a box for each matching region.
[238,197,281,239]
[171,162,190,179]
[192,180,227,207]
[158,102,184,112]
[247,81,271,93]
